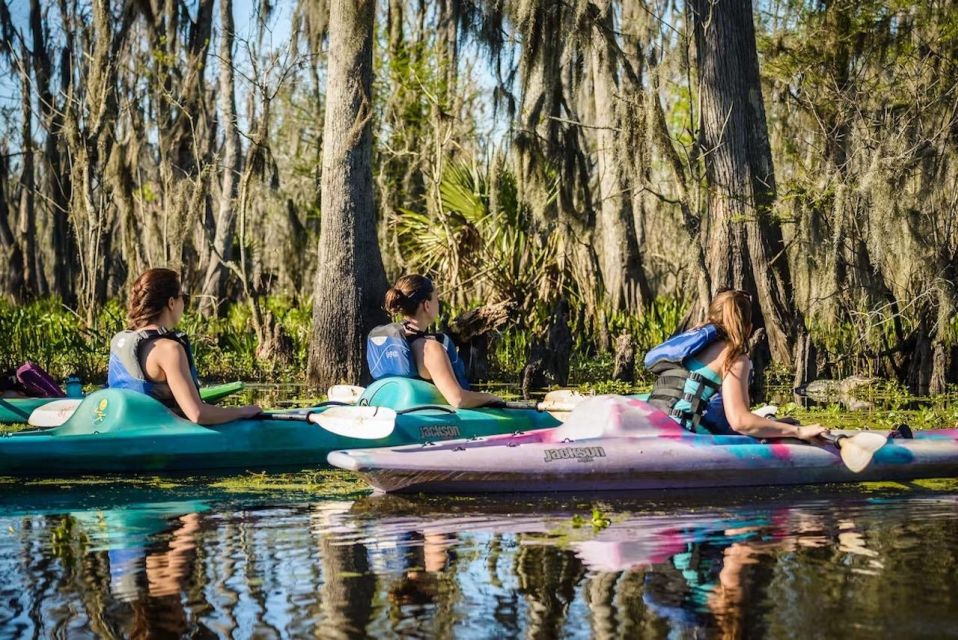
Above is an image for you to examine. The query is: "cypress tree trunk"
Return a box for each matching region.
[16,43,38,298]
[0,150,24,300]
[308,0,388,388]
[31,0,72,299]
[590,0,650,312]
[199,0,242,314]
[689,0,809,385]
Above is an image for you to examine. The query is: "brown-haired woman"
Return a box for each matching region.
[646,289,825,440]
[366,275,503,408]
[107,268,261,424]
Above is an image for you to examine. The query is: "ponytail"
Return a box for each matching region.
[706,289,753,373]
[384,274,434,317]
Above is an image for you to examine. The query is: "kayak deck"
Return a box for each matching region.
[327,398,958,494]
[0,380,558,476]
[0,381,245,424]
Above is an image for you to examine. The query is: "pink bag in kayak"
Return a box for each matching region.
[16,362,65,398]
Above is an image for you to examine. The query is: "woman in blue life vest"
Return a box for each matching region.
[369,275,503,408]
[646,289,826,441]
[107,268,261,424]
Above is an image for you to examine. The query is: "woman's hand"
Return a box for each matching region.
[480,393,505,407]
[238,404,263,419]
[795,424,827,442]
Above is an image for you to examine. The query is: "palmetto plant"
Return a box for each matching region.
[396,160,561,324]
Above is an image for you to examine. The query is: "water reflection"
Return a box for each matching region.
[2,480,957,638]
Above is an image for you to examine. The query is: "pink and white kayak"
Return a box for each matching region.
[327,396,958,494]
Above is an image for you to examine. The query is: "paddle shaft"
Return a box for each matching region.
[0,398,30,420]
[493,400,564,412]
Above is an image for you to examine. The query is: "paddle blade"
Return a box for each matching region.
[539,390,589,413]
[752,404,779,419]
[308,405,396,440]
[327,384,366,405]
[28,399,82,427]
[838,431,888,473]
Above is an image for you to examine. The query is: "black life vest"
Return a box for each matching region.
[644,325,732,434]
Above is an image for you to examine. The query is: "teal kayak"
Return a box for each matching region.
[0,381,245,424]
[0,378,559,476]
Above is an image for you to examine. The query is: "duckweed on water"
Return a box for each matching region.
[780,400,958,431]
[208,469,369,497]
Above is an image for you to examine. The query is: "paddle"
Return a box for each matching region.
[746,404,893,472]
[490,389,589,414]
[28,399,80,427]
[261,405,397,440]
[819,430,890,473]
[327,384,365,405]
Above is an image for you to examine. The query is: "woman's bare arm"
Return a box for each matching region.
[721,355,825,441]
[153,341,261,424]
[419,339,501,409]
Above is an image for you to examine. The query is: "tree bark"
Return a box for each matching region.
[16,44,38,297]
[199,0,242,314]
[64,0,131,314]
[514,0,604,329]
[0,149,24,300]
[689,0,809,385]
[308,0,388,388]
[589,0,649,312]
[31,0,73,298]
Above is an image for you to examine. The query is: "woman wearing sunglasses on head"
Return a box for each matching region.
[107,268,261,424]
[645,288,826,441]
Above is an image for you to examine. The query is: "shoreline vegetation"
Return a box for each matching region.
[2,298,955,437]
[4,296,956,392]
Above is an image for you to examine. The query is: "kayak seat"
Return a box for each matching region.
[51,388,201,437]
[358,378,447,412]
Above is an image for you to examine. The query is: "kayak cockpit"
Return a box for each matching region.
[42,389,207,437]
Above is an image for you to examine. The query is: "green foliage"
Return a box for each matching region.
[0,298,311,384]
[805,305,922,379]
[396,160,558,319]
[0,298,123,381]
[604,297,687,357]
[572,507,612,530]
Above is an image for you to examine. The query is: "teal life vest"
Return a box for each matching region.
[644,325,733,434]
[366,323,470,390]
[107,328,200,410]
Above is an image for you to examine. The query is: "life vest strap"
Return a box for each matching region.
[648,363,721,434]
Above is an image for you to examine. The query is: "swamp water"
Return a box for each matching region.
[1,478,957,639]
[2,385,958,638]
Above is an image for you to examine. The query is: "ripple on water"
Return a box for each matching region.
[1,483,957,638]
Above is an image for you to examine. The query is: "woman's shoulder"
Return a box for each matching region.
[419,336,446,354]
[146,335,188,360]
[725,351,751,375]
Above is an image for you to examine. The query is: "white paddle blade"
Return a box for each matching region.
[28,399,82,427]
[308,405,396,440]
[753,404,779,419]
[327,384,366,405]
[839,432,888,473]
[540,390,589,413]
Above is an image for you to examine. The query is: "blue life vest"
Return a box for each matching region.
[107,328,200,410]
[644,324,733,434]
[366,323,470,390]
